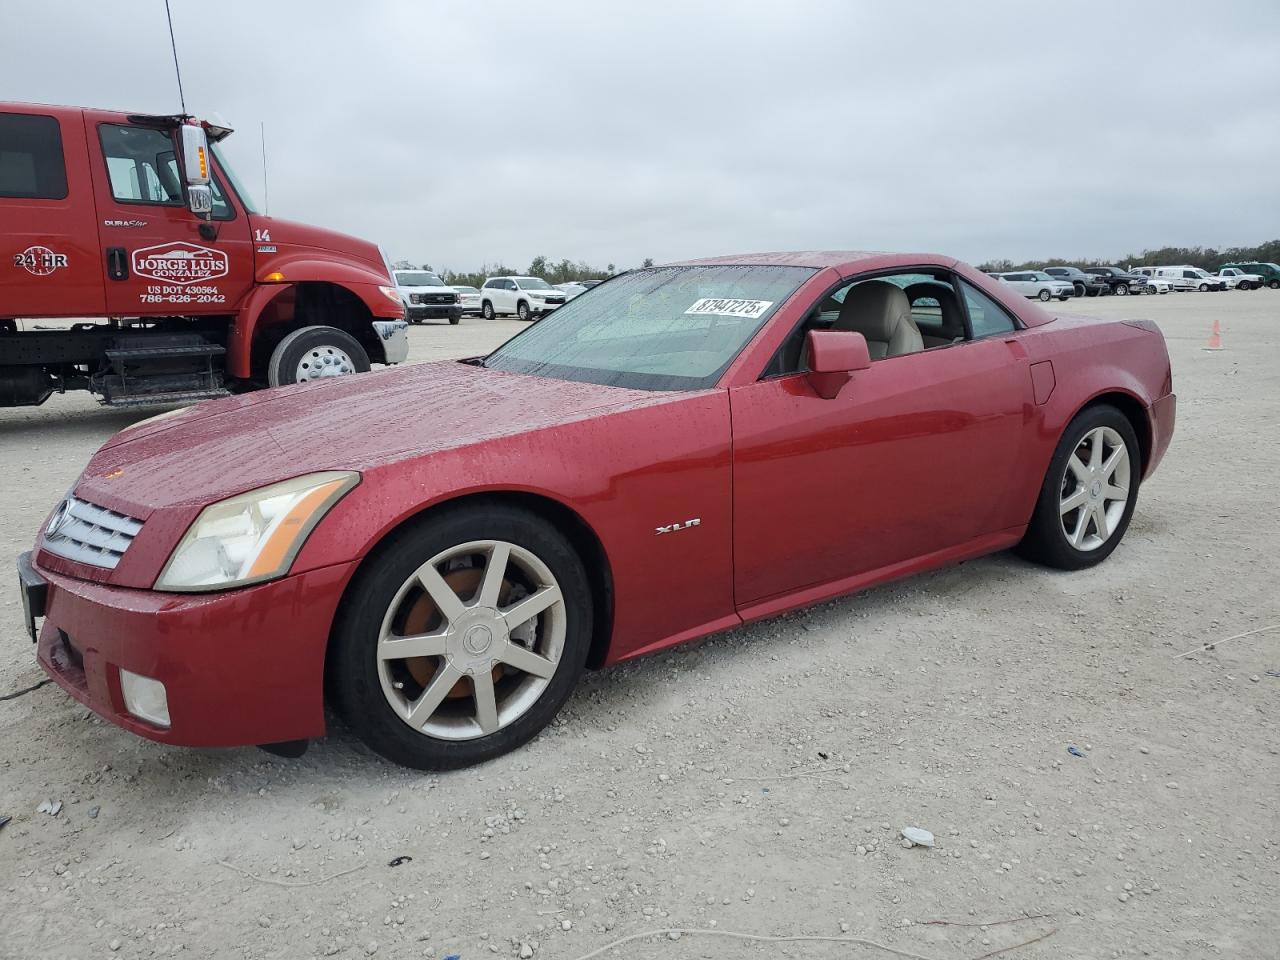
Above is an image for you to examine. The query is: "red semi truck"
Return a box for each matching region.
[0,101,408,408]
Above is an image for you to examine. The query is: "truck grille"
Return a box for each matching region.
[42,496,143,569]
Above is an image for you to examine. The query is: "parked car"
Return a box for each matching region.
[394,271,462,324]
[1220,262,1280,289]
[994,271,1074,301]
[1085,266,1148,296]
[554,282,590,300]
[452,285,483,315]
[1044,266,1108,297]
[1216,267,1264,290]
[1141,266,1196,292]
[480,276,567,321]
[20,251,1175,769]
[1178,267,1228,292]
[1142,277,1172,295]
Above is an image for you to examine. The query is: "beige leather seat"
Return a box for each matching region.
[833,280,925,359]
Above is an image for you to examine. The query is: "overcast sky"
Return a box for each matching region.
[3,1,1278,271]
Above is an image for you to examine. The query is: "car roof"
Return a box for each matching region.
[668,251,959,273]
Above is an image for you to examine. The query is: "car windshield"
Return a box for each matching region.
[210,143,259,214]
[396,272,444,286]
[1033,272,1055,281]
[483,264,815,390]
[517,277,553,290]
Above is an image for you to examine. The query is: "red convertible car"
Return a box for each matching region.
[19,252,1175,768]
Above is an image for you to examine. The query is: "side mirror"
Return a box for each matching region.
[806,330,871,399]
[179,125,211,186]
[186,184,213,216]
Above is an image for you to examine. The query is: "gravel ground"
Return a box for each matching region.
[1,294,1277,960]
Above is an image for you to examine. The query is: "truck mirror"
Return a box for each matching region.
[180,125,211,186]
[187,184,214,215]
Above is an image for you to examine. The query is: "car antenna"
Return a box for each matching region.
[163,0,188,115]
[260,121,270,215]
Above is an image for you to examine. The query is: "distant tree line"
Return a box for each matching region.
[978,239,1280,274]
[392,255,658,289]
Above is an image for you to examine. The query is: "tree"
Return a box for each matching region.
[527,256,550,279]
[641,258,655,268]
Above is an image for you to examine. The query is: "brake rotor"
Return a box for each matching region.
[403,566,508,698]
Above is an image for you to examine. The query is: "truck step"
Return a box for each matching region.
[105,343,226,361]
[102,388,231,409]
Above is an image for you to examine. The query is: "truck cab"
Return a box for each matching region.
[1,102,408,408]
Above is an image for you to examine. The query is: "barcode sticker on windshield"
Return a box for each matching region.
[684,298,774,319]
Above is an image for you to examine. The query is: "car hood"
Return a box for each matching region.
[79,362,668,517]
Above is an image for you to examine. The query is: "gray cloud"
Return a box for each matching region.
[3,0,1278,270]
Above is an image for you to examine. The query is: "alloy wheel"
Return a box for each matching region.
[1058,426,1130,552]
[376,540,566,740]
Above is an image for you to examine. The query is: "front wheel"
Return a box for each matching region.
[267,325,370,387]
[1199,283,1209,292]
[1115,283,1129,296]
[449,314,461,325]
[481,300,496,320]
[517,300,532,321]
[1038,289,1052,302]
[1017,404,1139,570]
[329,505,593,769]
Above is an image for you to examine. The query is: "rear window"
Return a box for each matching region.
[0,113,68,199]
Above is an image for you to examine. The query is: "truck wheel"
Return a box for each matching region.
[482,301,495,320]
[268,326,370,387]
[449,313,461,325]
[1073,282,1086,297]
[1115,283,1129,296]
[517,301,532,321]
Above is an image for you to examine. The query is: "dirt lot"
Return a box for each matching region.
[1,293,1277,960]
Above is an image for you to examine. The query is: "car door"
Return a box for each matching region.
[730,273,1033,607]
[492,279,512,313]
[0,108,106,317]
[85,113,254,317]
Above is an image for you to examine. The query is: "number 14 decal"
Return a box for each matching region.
[254,228,272,242]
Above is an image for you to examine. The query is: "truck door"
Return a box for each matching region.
[0,108,106,317]
[84,113,253,317]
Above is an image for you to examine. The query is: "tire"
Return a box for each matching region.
[329,504,593,769]
[1270,280,1279,290]
[1016,404,1140,571]
[517,300,532,321]
[1115,283,1129,296]
[1198,283,1209,292]
[481,301,495,320]
[267,325,370,387]
[449,314,461,325]
[1073,282,1086,298]
[1037,289,1052,302]
[1238,281,1252,291]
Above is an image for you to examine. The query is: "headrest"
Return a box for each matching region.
[836,280,912,342]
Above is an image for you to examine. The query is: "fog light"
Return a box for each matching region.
[120,669,170,728]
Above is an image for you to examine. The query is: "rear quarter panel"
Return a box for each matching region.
[1009,314,1173,522]
[293,391,736,664]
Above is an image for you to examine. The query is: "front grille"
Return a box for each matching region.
[545,296,565,305]
[426,293,455,304]
[42,496,143,569]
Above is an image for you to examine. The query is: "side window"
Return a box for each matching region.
[0,112,68,199]
[959,280,1017,338]
[99,124,183,205]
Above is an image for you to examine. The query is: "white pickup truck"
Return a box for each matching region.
[1216,267,1264,291]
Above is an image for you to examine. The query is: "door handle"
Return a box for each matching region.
[106,247,128,281]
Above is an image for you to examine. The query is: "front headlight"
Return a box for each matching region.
[155,472,359,592]
[379,285,404,305]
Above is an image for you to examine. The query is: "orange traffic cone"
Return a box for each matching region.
[1203,319,1223,351]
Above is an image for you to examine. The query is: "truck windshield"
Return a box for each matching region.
[211,144,259,214]
[483,264,815,391]
[397,272,445,286]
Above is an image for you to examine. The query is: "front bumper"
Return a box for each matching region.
[406,303,463,321]
[372,319,410,364]
[22,553,357,748]
[529,300,564,315]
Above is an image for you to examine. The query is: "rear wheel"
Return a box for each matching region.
[330,505,592,769]
[267,325,370,387]
[1017,404,1139,570]
[1270,280,1280,290]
